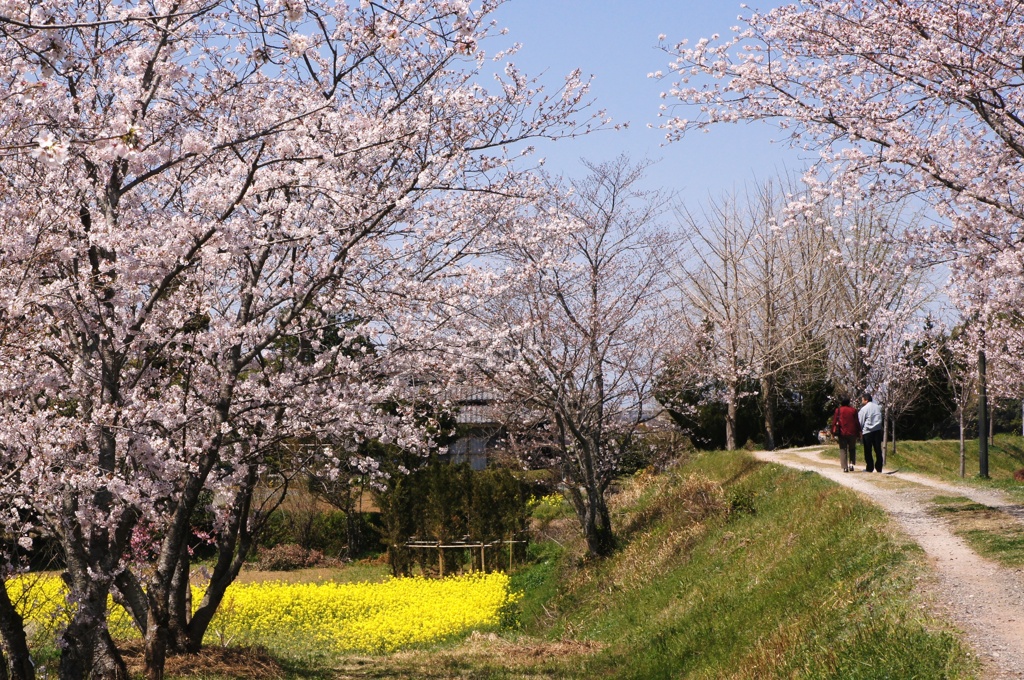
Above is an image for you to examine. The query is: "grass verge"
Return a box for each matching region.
[822,434,1024,501]
[538,452,976,679]
[929,495,1024,568]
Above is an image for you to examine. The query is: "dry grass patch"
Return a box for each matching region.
[608,474,728,592]
[233,561,390,585]
[121,641,284,679]
[327,633,604,679]
[930,495,1024,567]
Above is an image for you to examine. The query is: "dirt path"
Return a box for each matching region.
[754,447,1024,680]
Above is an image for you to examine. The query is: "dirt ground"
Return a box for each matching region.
[755,447,1024,680]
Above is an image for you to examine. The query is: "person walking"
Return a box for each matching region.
[859,393,884,472]
[831,396,862,472]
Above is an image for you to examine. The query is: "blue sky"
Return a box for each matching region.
[491,0,808,203]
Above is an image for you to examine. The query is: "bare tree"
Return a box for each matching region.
[672,191,759,450]
[475,157,672,557]
[671,180,835,450]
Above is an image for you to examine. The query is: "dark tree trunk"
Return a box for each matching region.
[59,593,128,680]
[143,593,169,680]
[140,414,232,679]
[959,411,966,479]
[346,503,363,559]
[761,374,777,451]
[583,492,615,557]
[184,465,266,652]
[568,481,614,558]
[725,385,738,451]
[890,414,896,456]
[58,488,135,680]
[978,348,989,478]
[0,581,34,680]
[113,569,148,635]
[167,543,193,653]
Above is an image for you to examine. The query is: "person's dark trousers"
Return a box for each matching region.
[862,430,884,472]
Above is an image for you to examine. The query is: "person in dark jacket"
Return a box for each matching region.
[831,396,862,472]
[859,393,884,472]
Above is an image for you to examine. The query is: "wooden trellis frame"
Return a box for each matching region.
[404,536,527,577]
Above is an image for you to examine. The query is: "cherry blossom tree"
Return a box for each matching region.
[664,177,931,451]
[660,0,1024,427]
[869,320,927,456]
[0,2,596,678]
[470,157,672,557]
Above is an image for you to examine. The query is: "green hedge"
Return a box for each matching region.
[375,463,532,576]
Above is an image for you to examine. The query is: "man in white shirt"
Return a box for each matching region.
[858,393,884,472]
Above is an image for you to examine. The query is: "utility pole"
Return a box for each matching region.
[978,347,989,479]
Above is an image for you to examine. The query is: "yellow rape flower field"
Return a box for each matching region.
[5,572,520,656]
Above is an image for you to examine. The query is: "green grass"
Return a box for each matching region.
[930,496,1024,568]
[509,539,566,631]
[536,452,976,679]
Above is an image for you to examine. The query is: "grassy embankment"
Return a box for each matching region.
[13,447,985,679]
[304,450,977,679]
[821,435,1024,568]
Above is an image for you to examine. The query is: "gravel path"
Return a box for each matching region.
[754,447,1024,680]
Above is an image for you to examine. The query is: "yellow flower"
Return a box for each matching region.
[5,571,518,655]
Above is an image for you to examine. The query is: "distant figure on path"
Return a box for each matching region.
[831,396,862,472]
[859,393,884,472]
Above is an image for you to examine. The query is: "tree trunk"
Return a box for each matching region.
[59,590,128,680]
[113,569,149,635]
[143,598,169,680]
[582,485,615,558]
[958,411,966,479]
[184,465,264,651]
[346,505,362,559]
[882,408,889,458]
[0,582,34,680]
[725,385,738,451]
[761,374,777,451]
[167,544,193,653]
[566,480,614,558]
[978,348,989,478]
[59,500,133,680]
[140,420,233,678]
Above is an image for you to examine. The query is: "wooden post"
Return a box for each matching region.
[438,542,444,578]
[508,537,513,572]
[480,545,486,572]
